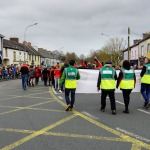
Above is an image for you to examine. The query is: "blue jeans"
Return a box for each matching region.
[141,83,150,103]
[21,74,28,89]
[65,88,76,106]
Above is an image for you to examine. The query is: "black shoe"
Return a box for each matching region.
[143,102,148,108]
[123,110,129,114]
[69,105,73,111]
[145,102,150,109]
[66,105,71,111]
[112,110,116,115]
[100,108,105,112]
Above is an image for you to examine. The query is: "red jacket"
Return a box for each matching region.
[35,68,41,77]
[54,68,61,78]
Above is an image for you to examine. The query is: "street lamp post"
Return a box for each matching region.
[24,23,38,63]
[101,33,113,62]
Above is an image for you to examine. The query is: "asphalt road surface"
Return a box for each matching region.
[0,79,150,150]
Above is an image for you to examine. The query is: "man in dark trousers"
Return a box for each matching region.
[140,57,150,108]
[59,60,80,111]
[20,63,29,90]
[97,61,117,114]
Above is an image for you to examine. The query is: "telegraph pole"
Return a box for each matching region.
[128,27,130,61]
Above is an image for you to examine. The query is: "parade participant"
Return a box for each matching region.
[35,66,41,85]
[54,66,62,92]
[59,59,80,111]
[60,61,69,91]
[97,61,117,114]
[93,56,102,69]
[20,63,29,90]
[117,60,136,113]
[29,66,35,87]
[140,57,150,108]
[42,67,50,86]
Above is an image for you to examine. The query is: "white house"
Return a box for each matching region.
[3,39,28,66]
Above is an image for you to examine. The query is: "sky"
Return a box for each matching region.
[0,0,150,56]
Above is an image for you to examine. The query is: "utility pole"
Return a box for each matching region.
[128,27,130,61]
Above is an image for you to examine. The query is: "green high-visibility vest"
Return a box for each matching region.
[141,64,150,84]
[100,66,116,90]
[65,67,78,88]
[120,68,134,89]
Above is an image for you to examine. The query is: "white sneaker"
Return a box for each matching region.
[58,89,62,93]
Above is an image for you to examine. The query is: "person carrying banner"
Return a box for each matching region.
[117,60,136,113]
[140,57,150,108]
[59,59,80,111]
[97,61,117,114]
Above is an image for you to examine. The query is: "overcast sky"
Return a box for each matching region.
[0,0,150,56]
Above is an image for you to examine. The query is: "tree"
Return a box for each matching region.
[102,37,126,66]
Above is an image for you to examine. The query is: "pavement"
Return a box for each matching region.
[0,79,150,150]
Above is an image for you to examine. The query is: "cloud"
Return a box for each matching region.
[0,0,150,56]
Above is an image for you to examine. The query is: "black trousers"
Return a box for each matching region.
[101,90,116,110]
[122,89,132,110]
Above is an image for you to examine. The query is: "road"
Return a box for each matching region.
[0,79,150,150]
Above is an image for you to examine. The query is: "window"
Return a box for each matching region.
[19,52,21,55]
[148,44,150,52]
[29,54,31,61]
[5,48,8,57]
[35,55,36,61]
[38,56,39,61]
[141,46,144,56]
[13,51,16,61]
[24,53,26,61]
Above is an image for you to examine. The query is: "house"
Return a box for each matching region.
[138,33,150,65]
[38,48,59,67]
[19,41,41,66]
[123,32,150,66]
[3,38,28,66]
[0,34,4,65]
[2,38,41,67]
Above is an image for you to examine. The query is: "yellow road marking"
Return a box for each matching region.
[0,105,65,113]
[131,143,141,150]
[0,100,55,116]
[49,87,150,150]
[0,128,129,142]
[44,132,128,142]
[0,91,49,101]
[1,114,76,150]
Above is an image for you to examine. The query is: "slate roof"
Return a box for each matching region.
[3,39,24,51]
[0,34,4,38]
[3,39,41,56]
[38,48,57,59]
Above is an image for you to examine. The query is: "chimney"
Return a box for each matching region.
[143,32,150,39]
[133,39,141,44]
[10,38,19,43]
[28,42,31,46]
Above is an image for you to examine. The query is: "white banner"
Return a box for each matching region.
[76,69,141,93]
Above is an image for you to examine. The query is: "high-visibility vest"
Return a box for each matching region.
[120,68,134,89]
[100,67,116,90]
[65,67,78,88]
[141,64,150,84]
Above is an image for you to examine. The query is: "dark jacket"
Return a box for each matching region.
[20,65,29,75]
[140,62,150,77]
